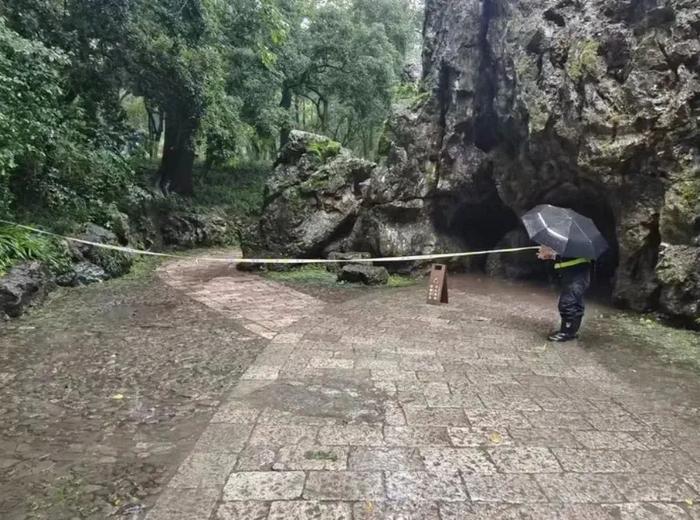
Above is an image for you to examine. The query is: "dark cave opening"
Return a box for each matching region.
[436,180,620,299]
[439,192,521,272]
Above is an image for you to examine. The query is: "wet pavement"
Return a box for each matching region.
[0,259,266,519]
[149,258,700,519]
[1,254,699,519]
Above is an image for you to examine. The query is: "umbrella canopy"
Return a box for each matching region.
[521,204,609,259]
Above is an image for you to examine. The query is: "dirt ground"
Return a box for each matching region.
[0,260,267,519]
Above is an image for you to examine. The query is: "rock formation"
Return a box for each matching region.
[251,1,700,324]
[0,261,53,318]
[393,0,699,322]
[255,132,375,258]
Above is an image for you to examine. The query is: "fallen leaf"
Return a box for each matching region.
[111,394,124,400]
[489,431,503,445]
[685,499,694,506]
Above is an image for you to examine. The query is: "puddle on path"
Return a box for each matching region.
[239,379,388,424]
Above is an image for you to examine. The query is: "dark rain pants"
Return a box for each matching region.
[557,264,591,335]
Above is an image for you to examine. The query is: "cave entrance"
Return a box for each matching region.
[435,181,620,298]
[437,192,521,272]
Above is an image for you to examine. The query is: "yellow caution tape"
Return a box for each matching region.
[0,220,539,264]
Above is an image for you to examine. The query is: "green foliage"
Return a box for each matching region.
[265,265,336,285]
[191,161,270,217]
[125,0,285,187]
[0,17,66,216]
[21,133,135,226]
[275,0,421,157]
[0,0,420,233]
[394,82,430,109]
[387,274,416,288]
[0,16,136,227]
[0,226,70,275]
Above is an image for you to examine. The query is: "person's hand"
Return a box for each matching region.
[537,246,557,260]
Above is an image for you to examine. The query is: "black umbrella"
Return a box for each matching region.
[521,204,609,259]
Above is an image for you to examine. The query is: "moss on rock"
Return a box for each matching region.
[307,139,342,162]
[566,39,601,81]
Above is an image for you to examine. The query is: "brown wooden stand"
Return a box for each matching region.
[427,264,448,304]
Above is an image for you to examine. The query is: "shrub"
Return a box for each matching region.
[191,161,270,216]
[1,18,137,228]
[0,226,70,275]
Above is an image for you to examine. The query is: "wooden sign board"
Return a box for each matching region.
[427,264,448,304]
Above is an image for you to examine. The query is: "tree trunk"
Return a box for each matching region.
[158,105,198,196]
[321,98,328,133]
[279,82,293,149]
[146,105,164,160]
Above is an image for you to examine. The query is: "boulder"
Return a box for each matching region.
[325,251,372,273]
[57,261,110,287]
[0,261,53,318]
[337,264,389,286]
[75,223,133,278]
[656,245,700,323]
[107,206,132,246]
[161,212,233,248]
[255,131,375,259]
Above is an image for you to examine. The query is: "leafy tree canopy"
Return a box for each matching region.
[0,0,422,224]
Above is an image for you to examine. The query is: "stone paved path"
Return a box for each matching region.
[149,258,700,519]
[160,257,325,339]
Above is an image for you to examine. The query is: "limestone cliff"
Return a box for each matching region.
[252,1,700,324]
[375,0,699,321]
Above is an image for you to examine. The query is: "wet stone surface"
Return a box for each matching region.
[2,256,700,519]
[0,258,266,519]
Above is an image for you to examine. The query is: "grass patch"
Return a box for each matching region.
[120,255,162,281]
[598,312,700,373]
[264,265,418,289]
[304,450,338,461]
[264,265,337,286]
[307,139,342,162]
[0,225,71,275]
[387,274,417,288]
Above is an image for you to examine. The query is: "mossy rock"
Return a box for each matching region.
[307,139,342,162]
[660,172,700,244]
[393,82,430,110]
[84,247,134,278]
[377,132,392,158]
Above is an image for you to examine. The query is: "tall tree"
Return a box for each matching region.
[273,0,420,155]
[125,0,282,195]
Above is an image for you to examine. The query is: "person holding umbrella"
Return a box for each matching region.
[521,204,609,342]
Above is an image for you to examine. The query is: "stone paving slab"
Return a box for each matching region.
[148,259,700,519]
